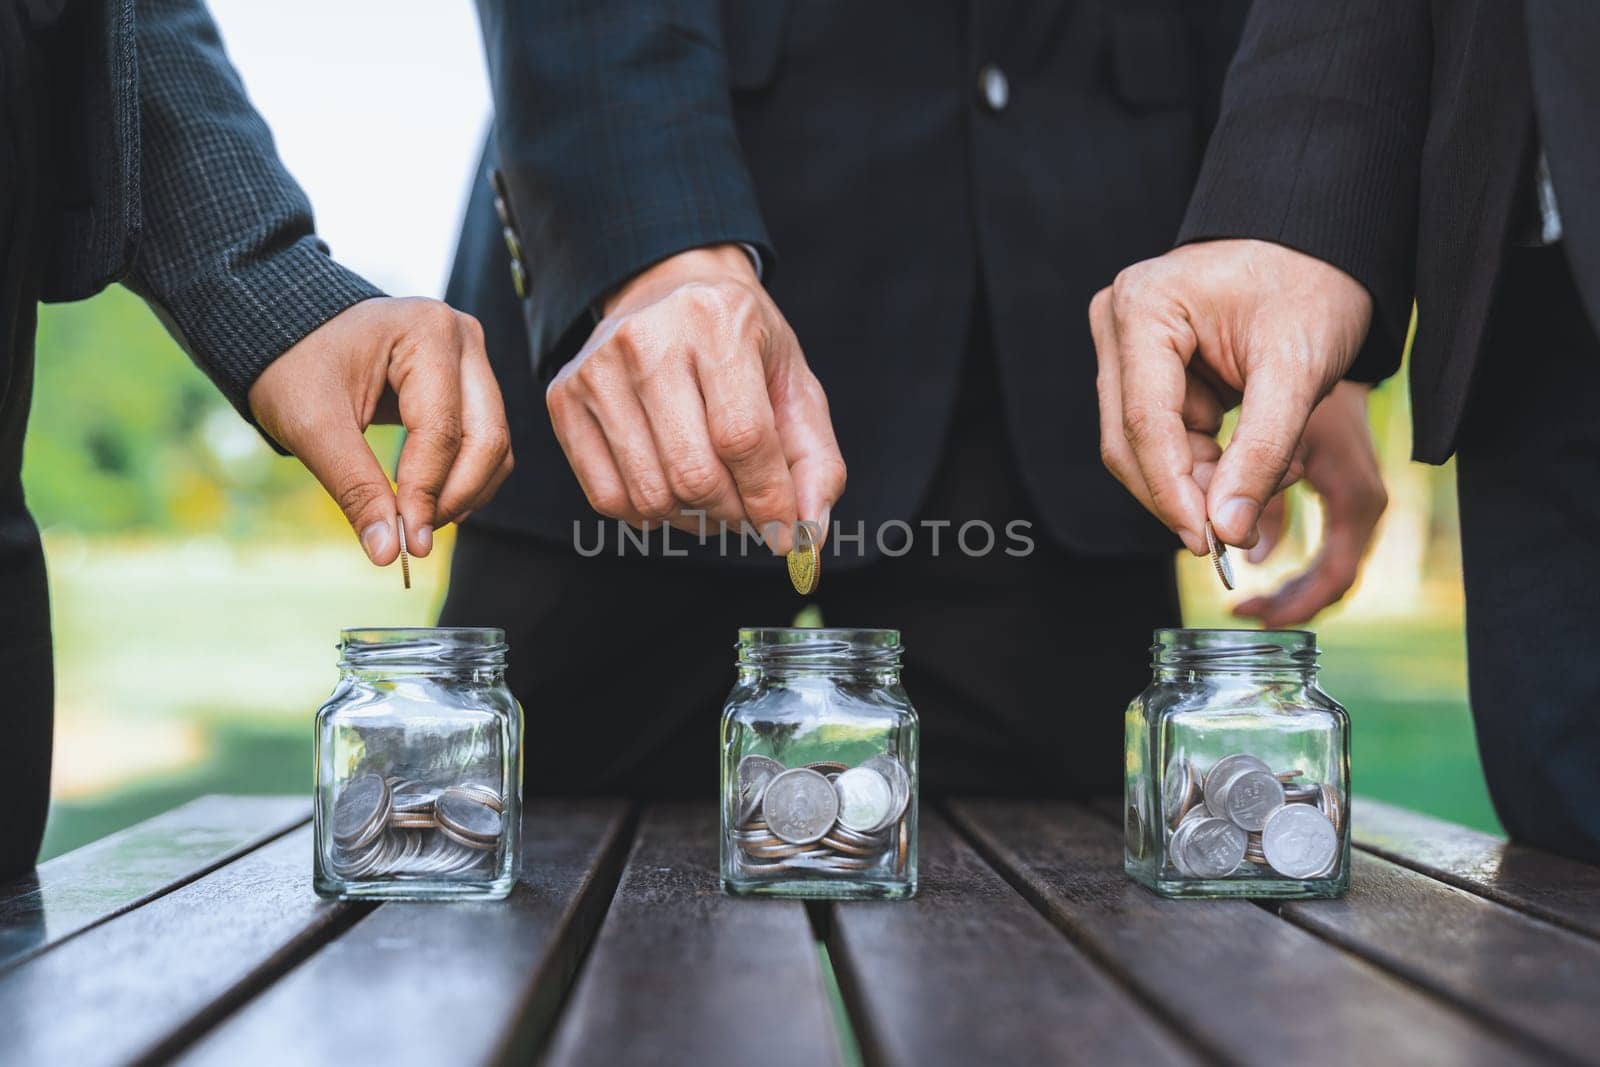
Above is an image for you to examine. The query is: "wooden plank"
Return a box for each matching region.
[1354,797,1600,940]
[828,811,1198,1066]
[1278,851,1600,1063]
[0,827,356,1067]
[543,803,844,1067]
[178,801,633,1066]
[950,800,1537,1066]
[0,795,307,972]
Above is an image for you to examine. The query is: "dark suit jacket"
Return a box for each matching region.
[451,0,1248,562]
[24,0,382,425]
[1178,0,1600,463]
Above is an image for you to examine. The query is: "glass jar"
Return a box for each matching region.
[1125,629,1350,898]
[721,628,918,900]
[314,627,523,900]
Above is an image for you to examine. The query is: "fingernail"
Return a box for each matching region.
[1216,498,1256,540]
[1247,540,1272,564]
[361,521,394,563]
[1177,528,1206,556]
[817,504,832,544]
[415,525,434,554]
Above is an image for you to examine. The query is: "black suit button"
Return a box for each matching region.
[977,64,1009,112]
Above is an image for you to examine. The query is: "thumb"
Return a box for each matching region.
[1207,366,1319,548]
[294,420,401,564]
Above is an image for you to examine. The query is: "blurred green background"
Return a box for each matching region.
[28,288,1497,861]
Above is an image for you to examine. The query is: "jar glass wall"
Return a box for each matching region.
[1125,629,1350,898]
[721,628,918,900]
[314,627,523,900]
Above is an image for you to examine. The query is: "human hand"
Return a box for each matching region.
[248,297,512,564]
[545,244,846,554]
[1231,382,1388,626]
[1089,239,1373,556]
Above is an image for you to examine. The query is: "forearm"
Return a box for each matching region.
[1178,0,1433,379]
[126,0,381,419]
[477,0,772,374]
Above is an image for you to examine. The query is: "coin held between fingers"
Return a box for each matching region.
[786,520,820,595]
[398,515,411,590]
[1205,519,1235,591]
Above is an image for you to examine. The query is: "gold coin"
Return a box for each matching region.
[786,521,820,595]
[397,515,412,590]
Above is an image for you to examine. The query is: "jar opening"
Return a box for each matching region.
[339,627,507,670]
[737,627,902,669]
[1151,628,1318,669]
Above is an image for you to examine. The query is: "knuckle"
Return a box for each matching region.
[477,423,513,463]
[1121,404,1164,448]
[459,312,486,346]
[669,458,727,507]
[334,481,385,522]
[629,477,675,520]
[587,485,630,519]
[712,417,770,465]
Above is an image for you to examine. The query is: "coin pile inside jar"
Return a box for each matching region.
[1164,754,1343,879]
[328,772,506,880]
[730,754,911,875]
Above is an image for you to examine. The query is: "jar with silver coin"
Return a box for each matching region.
[314,628,523,900]
[1124,629,1350,898]
[721,628,918,899]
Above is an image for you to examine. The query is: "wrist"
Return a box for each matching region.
[603,244,760,318]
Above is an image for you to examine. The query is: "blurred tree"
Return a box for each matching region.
[24,289,399,540]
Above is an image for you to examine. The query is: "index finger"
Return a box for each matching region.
[393,323,465,553]
[1112,298,1210,548]
[696,334,799,554]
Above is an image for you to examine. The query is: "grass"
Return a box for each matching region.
[36,538,1500,862]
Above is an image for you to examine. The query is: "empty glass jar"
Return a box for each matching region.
[1125,629,1350,898]
[721,628,918,899]
[314,627,523,900]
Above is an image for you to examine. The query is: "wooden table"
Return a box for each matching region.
[3,796,1599,1066]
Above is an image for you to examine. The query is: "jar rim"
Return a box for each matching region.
[339,627,507,669]
[737,627,902,668]
[1151,628,1318,667]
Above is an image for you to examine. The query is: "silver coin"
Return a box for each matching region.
[1168,819,1199,877]
[1222,769,1286,831]
[1164,756,1202,829]
[1318,783,1345,837]
[1126,802,1146,860]
[1202,754,1272,817]
[437,790,503,841]
[1261,804,1339,879]
[332,773,389,849]
[1178,816,1249,878]
[1283,783,1319,804]
[1205,520,1236,590]
[860,755,912,831]
[1177,802,1211,829]
[833,767,894,833]
[761,768,840,844]
[454,783,505,812]
[391,791,436,814]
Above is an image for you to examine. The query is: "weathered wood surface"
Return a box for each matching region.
[1354,797,1600,940]
[0,795,307,972]
[829,811,1197,1066]
[178,801,632,1067]
[541,803,844,1067]
[0,827,354,1067]
[949,800,1536,1066]
[6,794,1600,1066]
[1278,851,1600,1063]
